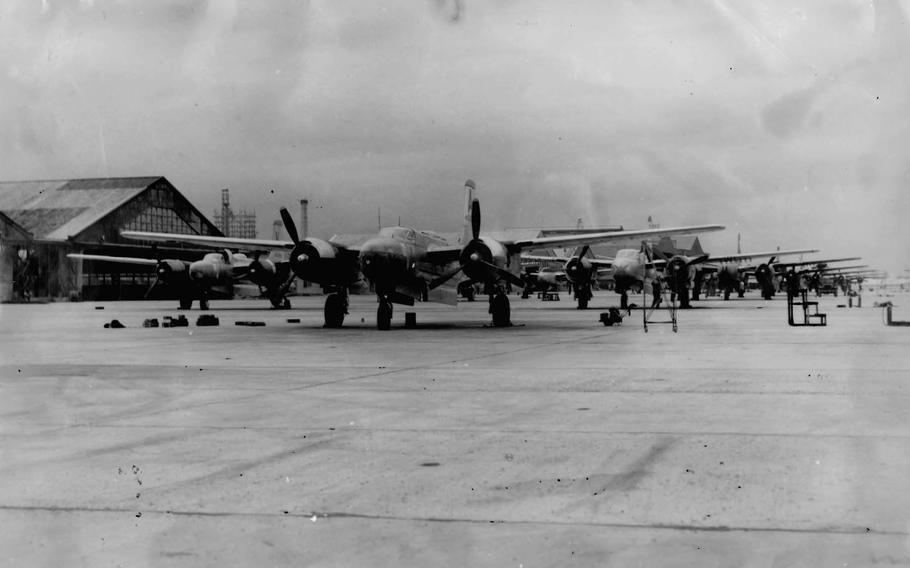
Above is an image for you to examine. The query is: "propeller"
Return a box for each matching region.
[429,198,525,290]
[565,245,591,282]
[144,274,161,299]
[470,196,480,241]
[280,207,300,245]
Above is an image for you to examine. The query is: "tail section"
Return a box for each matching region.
[460,179,476,245]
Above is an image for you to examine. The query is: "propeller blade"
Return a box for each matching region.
[144,276,161,299]
[578,245,590,260]
[476,259,526,289]
[429,264,466,290]
[471,198,480,241]
[279,207,300,245]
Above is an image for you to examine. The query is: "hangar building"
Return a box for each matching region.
[0,176,222,302]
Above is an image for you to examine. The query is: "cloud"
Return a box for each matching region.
[0,0,907,272]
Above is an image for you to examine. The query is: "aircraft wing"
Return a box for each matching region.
[521,254,572,263]
[506,224,725,251]
[775,256,862,269]
[522,254,616,268]
[121,231,295,251]
[812,264,868,273]
[67,253,160,266]
[703,248,819,264]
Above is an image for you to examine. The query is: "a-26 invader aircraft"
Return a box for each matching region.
[122,180,724,329]
[68,249,295,310]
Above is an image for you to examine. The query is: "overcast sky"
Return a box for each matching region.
[1,0,907,272]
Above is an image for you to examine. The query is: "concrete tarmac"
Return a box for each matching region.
[1,291,909,567]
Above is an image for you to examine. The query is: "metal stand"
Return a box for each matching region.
[643,276,678,333]
[787,289,826,326]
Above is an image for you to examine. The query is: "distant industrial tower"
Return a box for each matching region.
[213,188,257,238]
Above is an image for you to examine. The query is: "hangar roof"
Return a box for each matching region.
[0,210,32,241]
[0,177,161,241]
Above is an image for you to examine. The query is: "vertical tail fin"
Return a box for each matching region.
[460,179,476,245]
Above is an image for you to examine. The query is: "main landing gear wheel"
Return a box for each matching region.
[724,289,731,301]
[271,296,291,309]
[490,293,511,327]
[678,288,690,309]
[324,293,346,328]
[179,297,193,310]
[377,299,393,330]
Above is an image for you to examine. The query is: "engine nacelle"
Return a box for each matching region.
[564,257,592,284]
[664,256,690,289]
[156,259,190,283]
[460,236,508,282]
[246,257,277,287]
[755,263,773,286]
[290,238,351,285]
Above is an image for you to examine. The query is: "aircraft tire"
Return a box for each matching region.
[491,294,511,327]
[377,300,392,330]
[724,289,731,301]
[577,296,588,310]
[199,298,209,311]
[324,294,346,328]
[679,288,690,309]
[272,297,291,309]
[179,297,193,310]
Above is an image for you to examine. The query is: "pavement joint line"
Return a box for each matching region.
[62,328,628,428]
[13,423,910,440]
[0,504,902,537]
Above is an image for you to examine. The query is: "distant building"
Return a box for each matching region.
[0,176,222,301]
[213,188,257,238]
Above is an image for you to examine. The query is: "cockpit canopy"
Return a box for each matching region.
[379,227,418,241]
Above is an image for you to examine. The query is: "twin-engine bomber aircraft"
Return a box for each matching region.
[121,180,724,329]
[67,250,295,310]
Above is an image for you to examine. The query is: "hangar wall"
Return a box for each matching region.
[0,177,222,302]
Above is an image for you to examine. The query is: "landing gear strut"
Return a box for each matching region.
[377,297,393,330]
[489,291,512,327]
[574,283,592,310]
[620,291,629,310]
[324,291,348,328]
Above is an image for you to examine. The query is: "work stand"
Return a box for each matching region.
[787,289,827,326]
[642,277,678,333]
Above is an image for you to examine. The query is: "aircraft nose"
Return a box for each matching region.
[360,239,408,282]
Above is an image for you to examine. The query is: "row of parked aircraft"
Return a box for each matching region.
[68,180,865,329]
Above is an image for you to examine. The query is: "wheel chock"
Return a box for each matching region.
[196,314,220,326]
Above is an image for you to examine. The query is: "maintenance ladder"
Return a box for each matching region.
[787,289,827,326]
[643,277,678,333]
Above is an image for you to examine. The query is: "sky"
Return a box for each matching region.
[1,0,908,273]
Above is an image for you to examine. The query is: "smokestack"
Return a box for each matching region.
[300,199,309,239]
[221,188,231,237]
[272,220,282,240]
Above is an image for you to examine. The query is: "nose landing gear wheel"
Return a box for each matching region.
[490,293,512,327]
[377,299,393,330]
